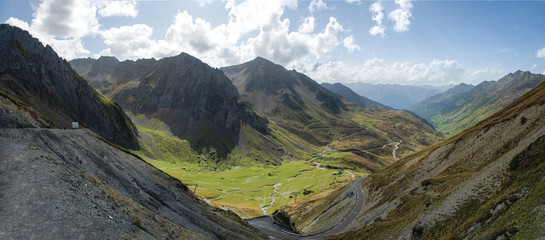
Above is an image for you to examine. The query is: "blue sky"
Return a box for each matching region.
[2,0,545,86]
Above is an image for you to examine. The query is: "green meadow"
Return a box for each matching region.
[132,124,368,218]
[142,157,362,218]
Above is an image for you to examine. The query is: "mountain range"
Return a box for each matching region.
[0,24,265,239]
[344,82,447,110]
[321,83,392,110]
[3,23,545,239]
[334,72,545,239]
[412,71,545,134]
[72,55,442,170]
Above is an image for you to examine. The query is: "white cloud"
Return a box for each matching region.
[370,1,384,25]
[532,64,538,69]
[31,0,100,38]
[4,0,143,60]
[389,0,413,32]
[100,24,158,60]
[537,47,545,59]
[298,16,315,34]
[369,1,385,37]
[313,17,344,56]
[282,0,299,9]
[304,58,503,86]
[5,17,30,31]
[196,0,215,7]
[346,0,361,3]
[369,25,385,37]
[343,35,360,53]
[97,0,138,18]
[166,11,215,53]
[97,0,349,68]
[309,0,328,13]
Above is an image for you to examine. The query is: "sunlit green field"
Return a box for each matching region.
[141,157,362,218]
[132,124,369,218]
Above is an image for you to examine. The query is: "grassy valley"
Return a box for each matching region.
[70,55,443,220]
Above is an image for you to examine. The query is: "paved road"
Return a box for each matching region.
[246,177,366,239]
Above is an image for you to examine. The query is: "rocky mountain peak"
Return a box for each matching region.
[0,24,139,149]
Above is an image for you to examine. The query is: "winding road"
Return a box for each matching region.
[247,140,401,239]
[247,177,366,239]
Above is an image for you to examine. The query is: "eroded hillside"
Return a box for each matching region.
[336,74,545,239]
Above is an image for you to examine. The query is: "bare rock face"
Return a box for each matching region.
[0,24,139,149]
[71,53,269,157]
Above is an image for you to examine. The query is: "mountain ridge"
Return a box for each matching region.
[321,82,392,110]
[335,72,545,239]
[0,24,139,149]
[412,70,545,135]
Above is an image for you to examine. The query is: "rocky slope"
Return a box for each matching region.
[335,73,545,239]
[412,71,545,135]
[71,53,269,158]
[410,83,474,120]
[0,24,138,149]
[321,83,392,110]
[0,128,266,239]
[222,57,442,164]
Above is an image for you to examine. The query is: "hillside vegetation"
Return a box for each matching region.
[335,73,545,239]
[71,55,443,219]
[412,71,545,135]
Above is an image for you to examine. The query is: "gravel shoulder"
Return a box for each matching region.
[0,128,266,240]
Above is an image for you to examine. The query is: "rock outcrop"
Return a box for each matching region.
[71,53,269,157]
[0,24,139,149]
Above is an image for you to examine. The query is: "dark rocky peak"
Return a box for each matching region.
[0,24,139,149]
[108,52,268,157]
[97,55,120,64]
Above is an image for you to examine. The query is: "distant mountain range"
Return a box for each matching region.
[344,82,448,110]
[71,54,442,171]
[334,70,545,240]
[412,71,545,135]
[221,57,442,166]
[321,83,392,110]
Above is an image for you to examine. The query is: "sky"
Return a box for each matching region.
[2,0,545,86]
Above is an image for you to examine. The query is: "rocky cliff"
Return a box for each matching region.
[0,24,139,149]
[71,53,269,157]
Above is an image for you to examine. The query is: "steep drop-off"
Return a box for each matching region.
[336,73,545,239]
